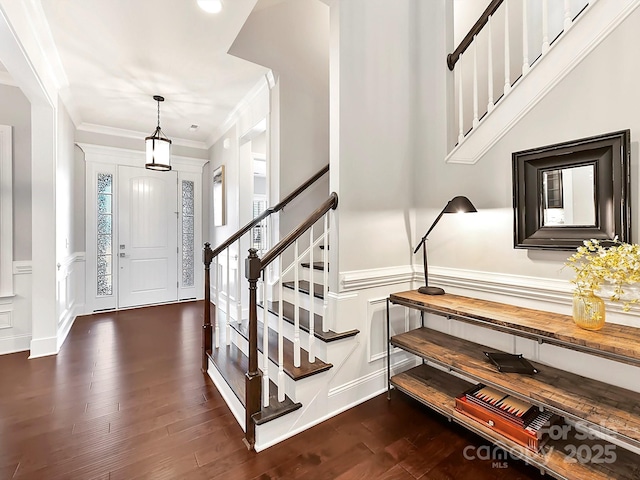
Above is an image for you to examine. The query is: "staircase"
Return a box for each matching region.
[447,0,639,164]
[202,171,359,451]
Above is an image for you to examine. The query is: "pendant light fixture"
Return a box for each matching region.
[145,95,172,171]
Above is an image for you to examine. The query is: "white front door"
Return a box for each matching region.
[118,165,178,308]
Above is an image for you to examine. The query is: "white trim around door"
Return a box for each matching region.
[81,144,208,312]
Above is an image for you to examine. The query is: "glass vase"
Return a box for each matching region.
[572,293,605,331]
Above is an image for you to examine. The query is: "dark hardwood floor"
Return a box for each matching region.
[1,301,546,479]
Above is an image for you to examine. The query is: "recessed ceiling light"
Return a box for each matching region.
[197,0,223,14]
[189,124,199,132]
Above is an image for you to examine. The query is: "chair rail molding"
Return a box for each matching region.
[423,265,640,327]
[340,265,415,292]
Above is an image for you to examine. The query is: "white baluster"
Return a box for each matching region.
[487,15,494,113]
[214,257,220,348]
[261,276,269,408]
[225,248,231,345]
[457,53,464,144]
[278,261,285,402]
[322,214,329,333]
[504,0,511,95]
[472,36,479,129]
[293,240,301,368]
[236,242,241,334]
[308,226,315,363]
[564,0,572,31]
[522,0,530,75]
[542,0,549,54]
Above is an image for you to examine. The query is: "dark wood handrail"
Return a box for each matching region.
[210,164,329,257]
[260,192,338,270]
[447,0,504,71]
[275,164,329,212]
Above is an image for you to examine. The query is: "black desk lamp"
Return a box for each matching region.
[414,196,477,295]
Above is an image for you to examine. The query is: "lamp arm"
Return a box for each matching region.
[413,207,447,254]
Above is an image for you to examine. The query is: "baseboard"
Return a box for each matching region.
[0,333,31,355]
[254,356,419,452]
[57,302,83,351]
[328,356,418,398]
[29,335,58,358]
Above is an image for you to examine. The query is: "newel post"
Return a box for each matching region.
[244,248,262,450]
[202,243,214,373]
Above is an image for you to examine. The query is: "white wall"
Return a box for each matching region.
[209,124,241,250]
[229,0,330,238]
[56,101,85,351]
[0,84,33,353]
[333,0,418,273]
[0,84,31,261]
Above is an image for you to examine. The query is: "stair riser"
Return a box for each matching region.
[225,331,315,403]
[306,268,327,285]
[283,267,326,286]
[263,312,329,361]
[280,287,325,312]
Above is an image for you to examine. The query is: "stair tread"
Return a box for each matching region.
[206,326,301,424]
[282,280,324,300]
[264,300,359,343]
[301,261,326,271]
[229,320,333,380]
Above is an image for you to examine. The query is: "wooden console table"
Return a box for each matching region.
[386,291,640,480]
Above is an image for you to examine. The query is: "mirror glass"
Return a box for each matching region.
[513,130,630,250]
[542,165,596,227]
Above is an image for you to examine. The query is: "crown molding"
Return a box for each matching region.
[76,122,208,150]
[20,0,69,92]
[0,70,16,87]
[207,73,272,148]
[78,143,208,172]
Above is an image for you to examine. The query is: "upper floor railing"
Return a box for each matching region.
[449,0,589,147]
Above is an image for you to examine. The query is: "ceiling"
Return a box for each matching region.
[32,0,280,148]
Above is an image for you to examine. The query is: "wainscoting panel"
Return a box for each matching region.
[0,262,32,355]
[57,252,86,351]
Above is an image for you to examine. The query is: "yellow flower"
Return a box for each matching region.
[565,239,640,311]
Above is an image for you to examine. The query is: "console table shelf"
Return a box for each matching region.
[389,291,640,366]
[391,326,640,448]
[387,291,640,480]
[391,365,640,480]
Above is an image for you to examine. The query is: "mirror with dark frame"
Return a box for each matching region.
[512,130,631,250]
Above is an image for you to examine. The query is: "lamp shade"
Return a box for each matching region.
[145,95,172,171]
[443,196,477,214]
[145,128,172,171]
